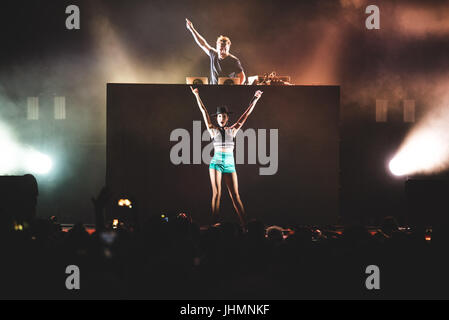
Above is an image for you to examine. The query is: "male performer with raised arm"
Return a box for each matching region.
[186,18,246,85]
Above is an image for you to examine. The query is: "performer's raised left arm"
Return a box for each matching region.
[232,90,263,134]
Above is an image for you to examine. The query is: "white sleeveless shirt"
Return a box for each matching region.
[210,127,235,150]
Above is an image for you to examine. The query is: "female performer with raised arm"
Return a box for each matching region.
[190,86,263,228]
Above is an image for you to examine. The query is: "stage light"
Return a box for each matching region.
[389,103,449,176]
[390,131,448,176]
[0,125,19,174]
[24,151,53,175]
[1,118,54,176]
[0,145,18,174]
[389,157,407,176]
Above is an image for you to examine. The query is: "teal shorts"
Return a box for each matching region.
[209,151,236,173]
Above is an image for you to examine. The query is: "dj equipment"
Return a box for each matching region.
[248,72,292,85]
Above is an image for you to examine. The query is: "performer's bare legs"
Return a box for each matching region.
[210,169,246,226]
[209,168,222,219]
[223,172,247,227]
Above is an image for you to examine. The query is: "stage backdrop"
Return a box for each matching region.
[107,84,339,225]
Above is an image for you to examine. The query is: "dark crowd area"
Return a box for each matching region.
[1,186,449,299]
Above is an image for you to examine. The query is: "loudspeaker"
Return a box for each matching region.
[0,175,39,224]
[405,179,449,226]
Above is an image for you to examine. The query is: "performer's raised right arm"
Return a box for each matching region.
[190,87,216,135]
[186,18,214,56]
[232,90,263,135]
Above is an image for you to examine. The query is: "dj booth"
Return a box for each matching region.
[106,84,339,225]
